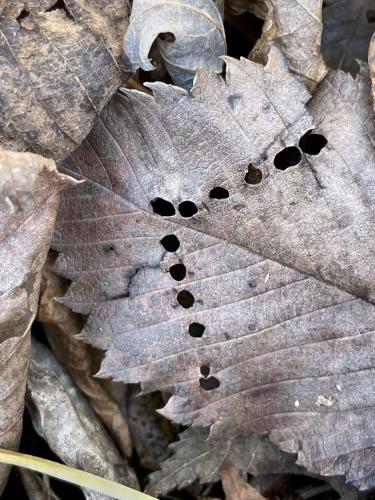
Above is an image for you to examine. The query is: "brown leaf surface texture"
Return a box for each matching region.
[27,340,139,500]
[251,0,327,88]
[0,149,72,493]
[55,50,375,488]
[221,461,266,500]
[38,258,133,457]
[0,0,130,161]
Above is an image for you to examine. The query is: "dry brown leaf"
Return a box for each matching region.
[27,339,139,500]
[251,0,327,88]
[123,0,226,89]
[221,461,266,500]
[0,0,130,161]
[54,49,375,489]
[38,257,133,458]
[0,149,72,494]
[322,0,375,76]
[147,428,298,497]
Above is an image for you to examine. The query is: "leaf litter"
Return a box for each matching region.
[3,0,375,499]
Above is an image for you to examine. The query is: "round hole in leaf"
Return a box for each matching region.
[189,322,205,337]
[299,130,327,155]
[178,201,198,218]
[245,164,262,184]
[169,263,186,281]
[274,146,302,171]
[199,376,220,391]
[177,290,195,308]
[151,198,175,216]
[158,32,176,42]
[209,187,229,199]
[200,365,210,377]
[160,234,180,252]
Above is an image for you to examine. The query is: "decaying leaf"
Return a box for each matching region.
[38,257,133,458]
[221,461,266,500]
[26,340,139,500]
[147,428,298,497]
[322,0,375,75]
[123,0,226,88]
[0,149,72,494]
[0,0,130,161]
[250,0,327,88]
[54,48,375,489]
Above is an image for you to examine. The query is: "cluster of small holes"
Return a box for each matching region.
[199,365,220,390]
[274,130,327,171]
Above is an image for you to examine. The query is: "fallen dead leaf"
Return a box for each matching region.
[123,0,226,88]
[0,0,130,161]
[0,148,73,494]
[54,49,375,488]
[27,339,139,500]
[221,461,266,500]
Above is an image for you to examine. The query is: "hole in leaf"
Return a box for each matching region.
[245,164,262,184]
[177,290,195,308]
[160,234,180,252]
[16,9,29,22]
[46,0,74,20]
[299,130,328,155]
[189,322,205,337]
[274,147,302,171]
[158,32,176,42]
[151,198,176,216]
[200,376,220,391]
[200,365,210,377]
[178,201,198,218]
[209,187,229,199]
[169,263,186,281]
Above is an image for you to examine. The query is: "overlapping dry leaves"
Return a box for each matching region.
[2,0,375,499]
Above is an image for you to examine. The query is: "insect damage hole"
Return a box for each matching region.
[177,290,195,308]
[169,263,186,281]
[160,234,180,252]
[274,146,302,171]
[200,376,220,391]
[178,201,198,217]
[209,187,229,199]
[189,322,205,337]
[151,198,176,216]
[200,365,210,377]
[245,164,262,184]
[299,130,328,155]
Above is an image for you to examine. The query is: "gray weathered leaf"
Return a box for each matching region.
[251,0,326,89]
[0,149,72,494]
[27,339,139,500]
[147,428,298,497]
[322,0,375,76]
[54,50,375,489]
[0,0,130,161]
[123,0,226,89]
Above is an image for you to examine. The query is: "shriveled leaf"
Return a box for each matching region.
[250,0,327,88]
[147,428,298,497]
[322,0,375,75]
[0,149,72,494]
[55,50,375,489]
[26,340,139,500]
[123,0,226,89]
[38,258,133,458]
[221,461,266,500]
[0,0,130,161]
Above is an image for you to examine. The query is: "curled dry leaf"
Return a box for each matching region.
[54,49,375,489]
[123,0,226,89]
[26,340,139,500]
[0,0,130,161]
[322,0,375,76]
[251,0,327,89]
[147,428,298,497]
[38,257,133,458]
[0,149,72,494]
[221,461,266,500]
